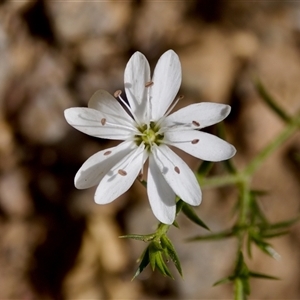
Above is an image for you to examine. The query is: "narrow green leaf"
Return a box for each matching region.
[267,216,300,230]
[261,230,290,239]
[252,238,281,260]
[132,246,150,280]
[213,277,232,286]
[249,272,280,280]
[255,79,291,123]
[181,203,210,230]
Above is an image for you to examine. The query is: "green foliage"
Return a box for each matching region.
[123,80,300,300]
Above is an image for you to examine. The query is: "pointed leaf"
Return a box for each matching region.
[181,202,210,230]
[249,271,280,280]
[255,79,291,123]
[213,277,232,286]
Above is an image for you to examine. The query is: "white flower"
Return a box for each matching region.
[64,50,236,224]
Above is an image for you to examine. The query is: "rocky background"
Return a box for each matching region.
[0,1,300,299]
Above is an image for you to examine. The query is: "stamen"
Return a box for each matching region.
[101,118,106,125]
[118,169,127,176]
[145,81,154,87]
[174,166,180,174]
[156,95,184,129]
[114,90,122,98]
[192,120,200,127]
[114,89,140,124]
[191,139,199,144]
[104,151,112,156]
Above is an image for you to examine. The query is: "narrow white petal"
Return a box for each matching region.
[75,141,135,189]
[124,52,151,122]
[64,107,134,140]
[163,103,231,129]
[164,130,236,162]
[147,154,176,224]
[88,89,134,126]
[152,145,201,206]
[150,50,182,120]
[95,145,146,204]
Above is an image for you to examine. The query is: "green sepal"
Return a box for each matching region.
[161,235,183,276]
[132,246,150,280]
[154,251,173,278]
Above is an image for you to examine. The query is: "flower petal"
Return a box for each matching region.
[88,89,134,126]
[152,145,201,206]
[64,107,134,140]
[124,52,151,122]
[147,154,176,224]
[164,130,236,161]
[75,141,135,189]
[164,102,231,129]
[150,50,182,120]
[95,145,146,204]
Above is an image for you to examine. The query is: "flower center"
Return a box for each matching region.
[135,122,164,150]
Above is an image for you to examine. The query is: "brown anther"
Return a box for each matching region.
[101,118,106,125]
[137,173,143,181]
[114,90,122,98]
[191,139,199,144]
[174,166,180,174]
[104,151,112,156]
[145,81,154,87]
[118,169,127,176]
[192,120,200,127]
[178,95,184,100]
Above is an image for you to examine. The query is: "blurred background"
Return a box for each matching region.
[0,0,300,299]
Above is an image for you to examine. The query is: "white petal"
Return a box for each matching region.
[88,89,134,126]
[64,107,134,140]
[75,141,135,189]
[95,145,146,204]
[147,154,176,224]
[164,130,236,161]
[152,145,201,206]
[124,52,151,122]
[150,50,182,120]
[164,103,231,129]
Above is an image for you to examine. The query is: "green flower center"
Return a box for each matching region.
[135,122,164,150]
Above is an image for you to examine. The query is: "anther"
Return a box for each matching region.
[174,166,180,174]
[104,151,112,156]
[101,118,106,125]
[192,120,200,127]
[118,169,127,176]
[114,90,122,98]
[191,139,199,144]
[145,81,154,87]
[178,95,184,100]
